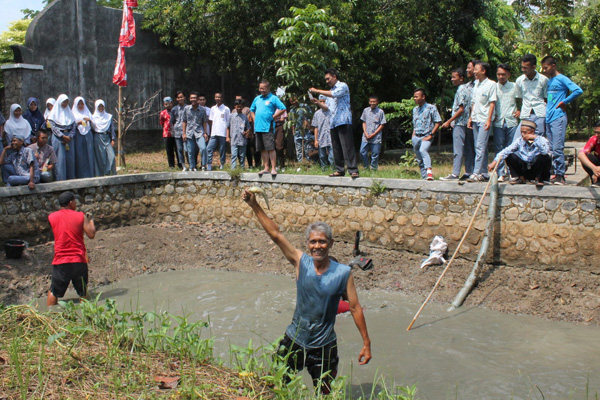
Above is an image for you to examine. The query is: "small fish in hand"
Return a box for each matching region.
[247,186,270,210]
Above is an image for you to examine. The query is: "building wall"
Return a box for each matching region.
[1,173,599,273]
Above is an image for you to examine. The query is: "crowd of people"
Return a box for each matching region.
[0,95,116,189]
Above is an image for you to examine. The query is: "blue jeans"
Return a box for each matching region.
[207,136,227,169]
[412,135,433,178]
[186,135,207,170]
[493,124,518,176]
[451,125,474,177]
[472,122,491,176]
[546,115,567,176]
[1,164,40,186]
[231,145,246,169]
[318,146,334,168]
[360,141,382,170]
[175,137,186,169]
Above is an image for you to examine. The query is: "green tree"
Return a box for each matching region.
[0,19,31,88]
[273,5,338,95]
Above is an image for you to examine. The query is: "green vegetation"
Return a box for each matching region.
[0,299,417,399]
[368,179,388,197]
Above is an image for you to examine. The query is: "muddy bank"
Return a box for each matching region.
[2,223,599,324]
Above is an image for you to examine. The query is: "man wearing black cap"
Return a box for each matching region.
[47,191,96,306]
[488,120,552,186]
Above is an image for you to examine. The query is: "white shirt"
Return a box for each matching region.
[471,78,498,124]
[515,72,548,118]
[209,104,230,137]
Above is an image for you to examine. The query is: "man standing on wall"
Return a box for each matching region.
[412,88,442,180]
[493,63,520,181]
[250,80,287,176]
[541,56,583,185]
[515,54,548,137]
[467,61,497,182]
[183,91,209,171]
[242,189,371,395]
[160,96,177,169]
[171,91,189,171]
[207,93,231,170]
[47,191,96,306]
[310,68,359,178]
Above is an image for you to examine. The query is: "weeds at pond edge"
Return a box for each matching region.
[369,179,388,197]
[0,299,416,399]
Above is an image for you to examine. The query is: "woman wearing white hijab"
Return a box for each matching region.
[72,96,95,179]
[47,94,76,181]
[44,98,56,120]
[3,104,32,146]
[91,100,116,176]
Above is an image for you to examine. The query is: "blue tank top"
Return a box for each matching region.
[285,253,351,348]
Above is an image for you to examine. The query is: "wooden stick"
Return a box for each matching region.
[406,163,499,331]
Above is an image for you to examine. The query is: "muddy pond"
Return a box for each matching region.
[39,267,600,400]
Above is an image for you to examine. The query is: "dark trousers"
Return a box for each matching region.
[506,153,551,181]
[275,121,286,167]
[581,152,600,179]
[164,137,177,168]
[330,124,358,174]
[246,136,261,168]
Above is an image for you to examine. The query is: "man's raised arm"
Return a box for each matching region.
[242,190,303,270]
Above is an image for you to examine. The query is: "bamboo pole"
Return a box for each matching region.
[448,172,499,311]
[406,163,499,331]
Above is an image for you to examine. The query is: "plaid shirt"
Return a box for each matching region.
[228,113,251,146]
[360,106,386,144]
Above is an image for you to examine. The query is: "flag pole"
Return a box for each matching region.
[117,85,122,169]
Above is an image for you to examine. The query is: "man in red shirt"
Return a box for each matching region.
[47,191,96,306]
[160,96,178,169]
[578,121,600,187]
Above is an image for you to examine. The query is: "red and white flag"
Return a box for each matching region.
[126,0,138,6]
[113,46,127,87]
[119,0,136,48]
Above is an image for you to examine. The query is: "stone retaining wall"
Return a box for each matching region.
[1,173,599,273]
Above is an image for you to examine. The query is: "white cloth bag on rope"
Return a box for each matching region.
[420,236,448,268]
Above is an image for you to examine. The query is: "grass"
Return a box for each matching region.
[120,147,456,180]
[0,298,418,400]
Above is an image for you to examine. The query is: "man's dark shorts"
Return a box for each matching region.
[277,334,339,382]
[51,263,88,298]
[256,130,275,151]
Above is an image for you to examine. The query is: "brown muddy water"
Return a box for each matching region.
[38,268,600,400]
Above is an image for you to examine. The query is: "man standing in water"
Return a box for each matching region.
[47,191,96,306]
[242,189,372,394]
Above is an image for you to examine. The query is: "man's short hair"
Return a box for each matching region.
[468,59,481,67]
[234,99,244,106]
[414,88,427,97]
[522,54,537,65]
[369,95,379,101]
[236,94,245,100]
[541,55,557,66]
[58,191,76,207]
[475,61,491,75]
[37,129,49,137]
[452,67,466,79]
[497,63,511,74]
[259,79,270,87]
[305,221,333,243]
[190,91,199,98]
[324,68,339,78]
[176,90,185,97]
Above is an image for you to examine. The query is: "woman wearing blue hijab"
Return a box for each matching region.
[23,97,45,144]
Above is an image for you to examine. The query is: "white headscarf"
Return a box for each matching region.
[4,104,32,142]
[44,98,56,119]
[71,96,93,135]
[47,94,75,126]
[92,99,113,132]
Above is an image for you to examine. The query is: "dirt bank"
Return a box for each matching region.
[2,223,599,324]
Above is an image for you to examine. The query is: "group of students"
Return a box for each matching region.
[159,86,388,174]
[0,95,117,188]
[415,54,585,185]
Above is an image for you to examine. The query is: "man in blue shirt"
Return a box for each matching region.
[488,120,551,187]
[412,88,442,180]
[541,56,583,185]
[250,80,286,176]
[310,68,359,178]
[242,188,372,394]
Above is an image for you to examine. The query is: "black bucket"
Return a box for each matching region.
[4,239,28,259]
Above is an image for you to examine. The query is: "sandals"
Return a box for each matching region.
[329,172,344,177]
[351,172,359,178]
[257,169,270,176]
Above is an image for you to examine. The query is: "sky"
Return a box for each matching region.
[0,0,46,34]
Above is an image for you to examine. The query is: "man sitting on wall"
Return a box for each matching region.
[578,121,600,187]
[0,132,40,189]
[488,120,551,187]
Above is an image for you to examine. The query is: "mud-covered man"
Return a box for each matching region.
[242,189,372,394]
